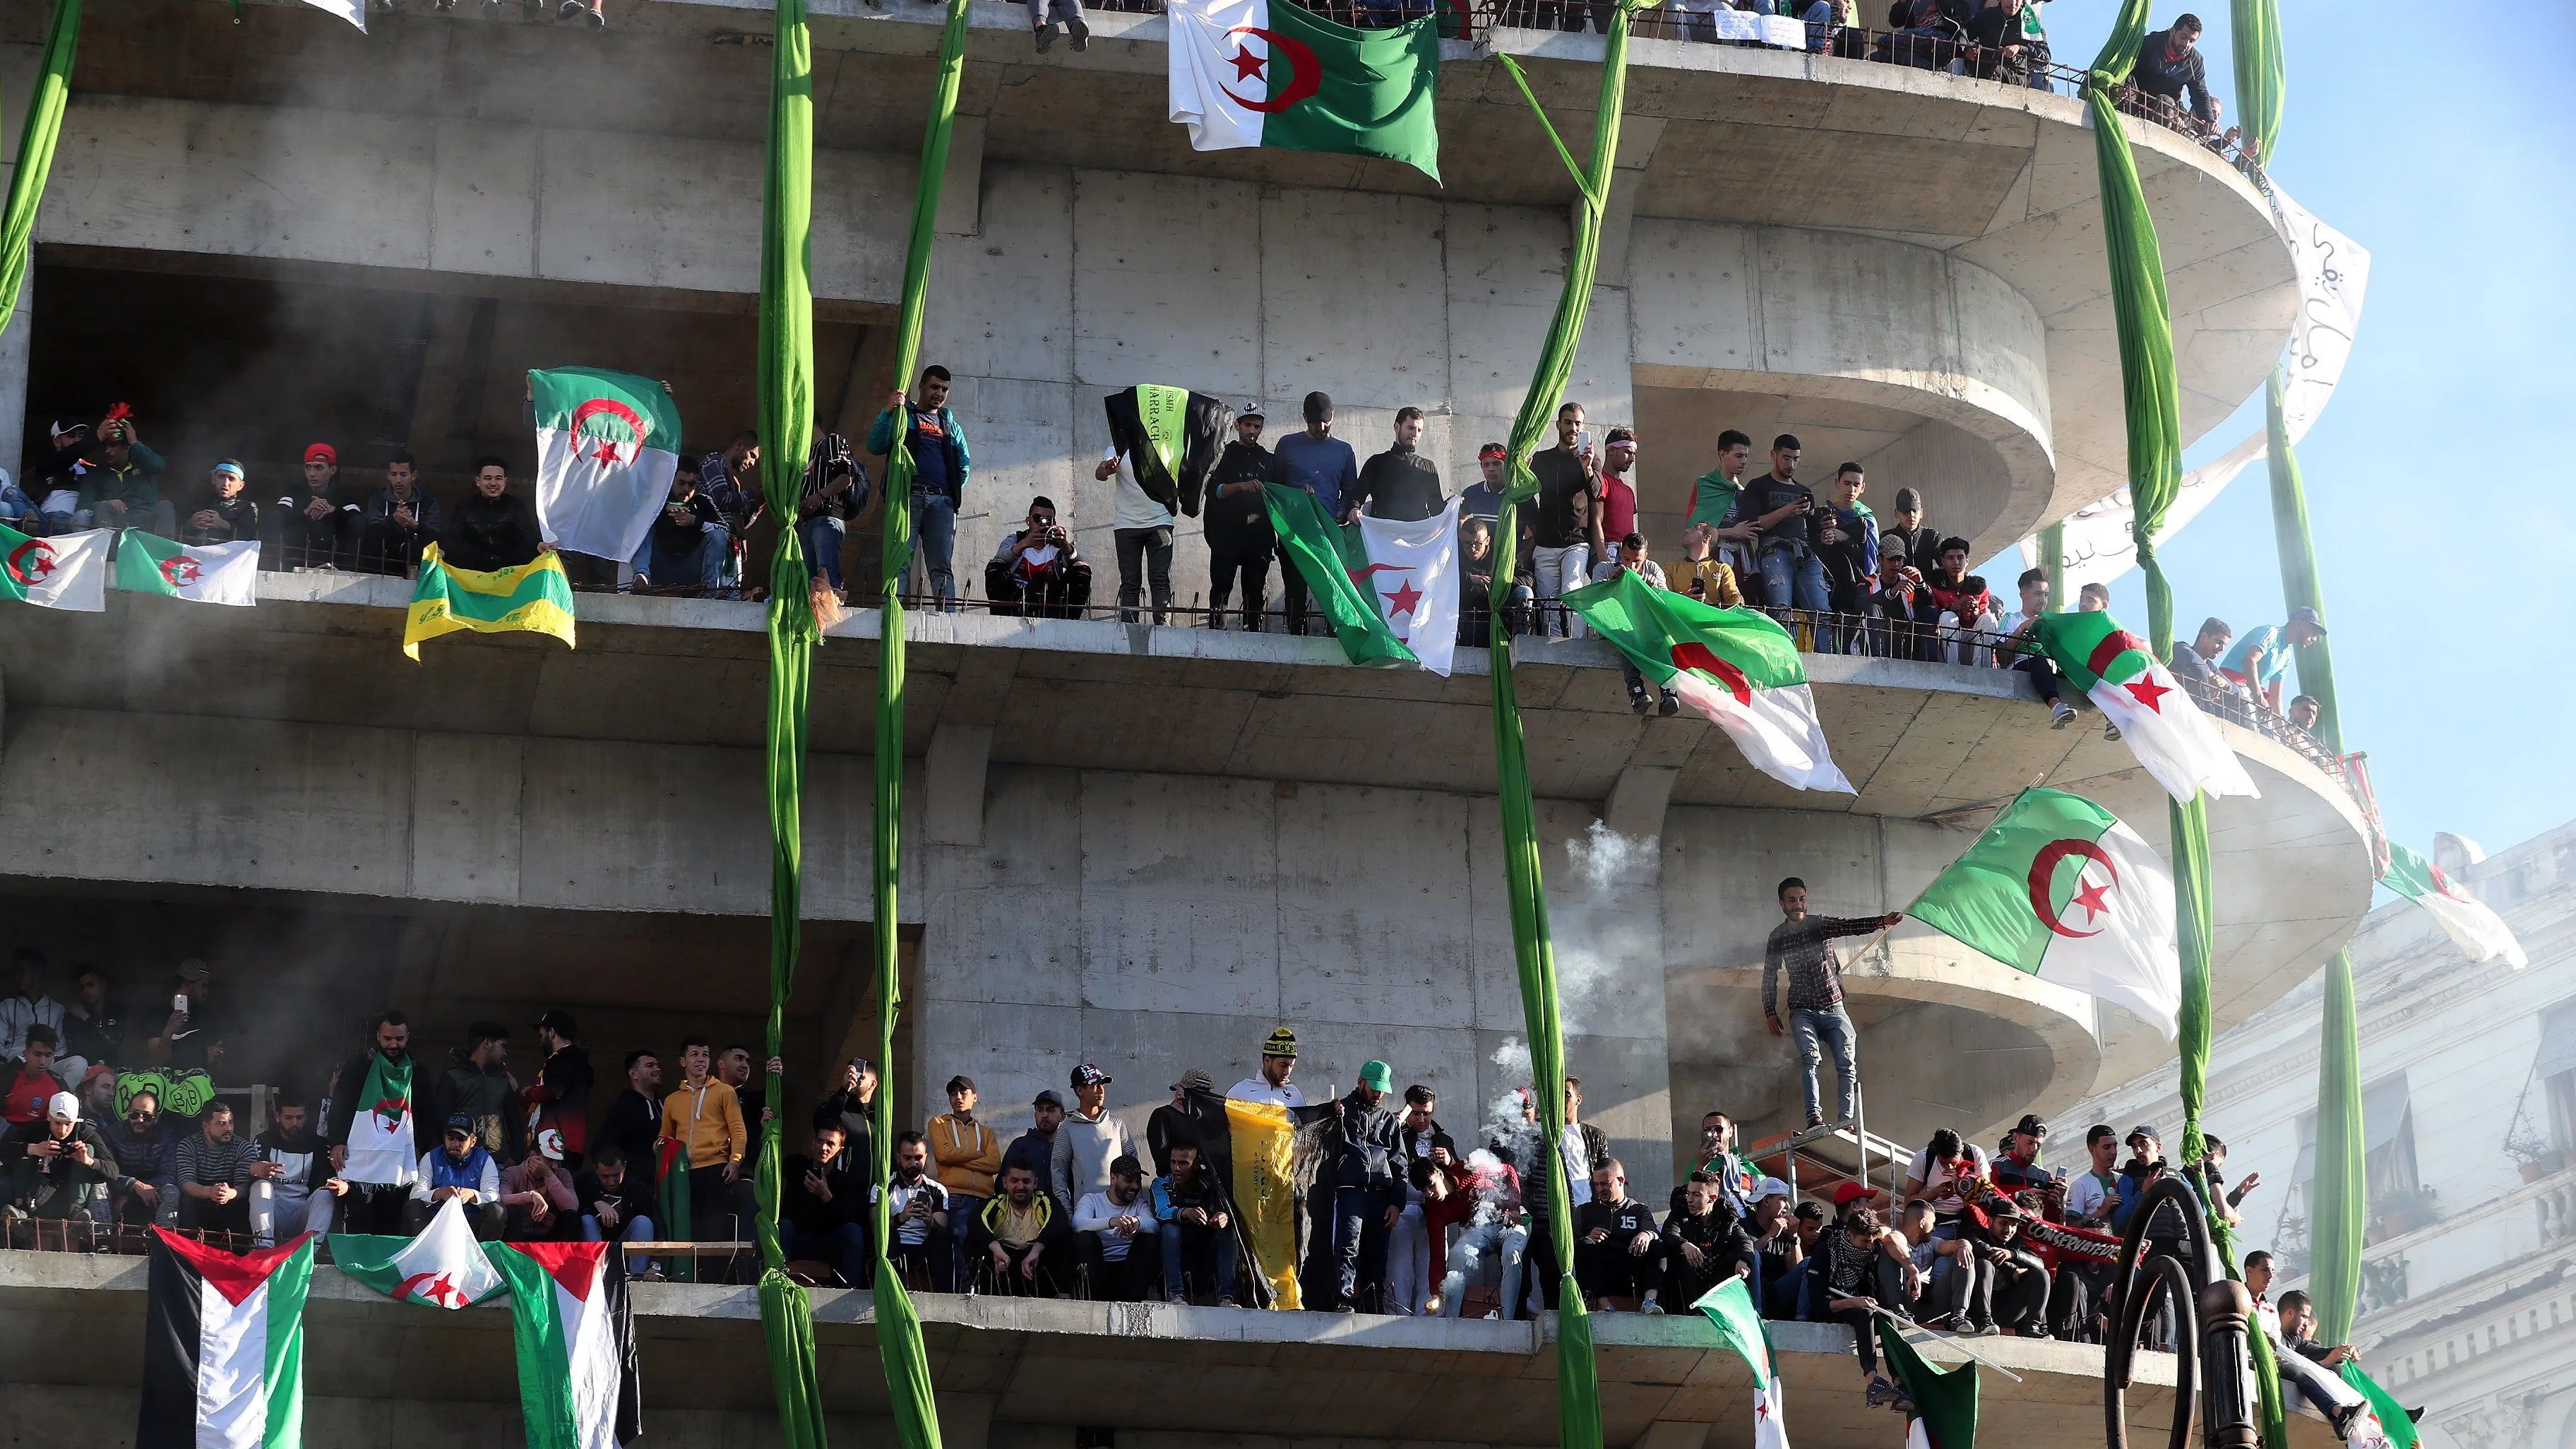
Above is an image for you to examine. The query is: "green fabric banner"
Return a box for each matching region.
[754,0,828,1438]
[0,0,78,337]
[1482,9,1649,1446]
[863,2,973,1447]
[2230,0,2285,167]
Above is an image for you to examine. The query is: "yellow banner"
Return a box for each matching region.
[1226,1098,1304,1310]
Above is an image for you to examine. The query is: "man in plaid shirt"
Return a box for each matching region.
[1760,877,1900,1129]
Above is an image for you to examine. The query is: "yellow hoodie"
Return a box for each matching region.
[658,1075,744,1170]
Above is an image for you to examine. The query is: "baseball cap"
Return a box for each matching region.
[1238,399,1265,419]
[47,1091,79,1123]
[303,443,338,465]
[1171,1068,1216,1094]
[1753,1176,1792,1203]
[2287,605,2327,633]
[49,419,88,440]
[532,1009,576,1037]
[1479,442,1507,461]
[80,1063,116,1090]
[1032,1090,1065,1110]
[175,959,211,982]
[2126,1123,2160,1145]
[1071,1063,1112,1088]
[1359,1060,1393,1092]
[2012,1114,2049,1138]
[1261,1027,1298,1059]
[945,1074,977,1094]
[444,1114,475,1133]
[1830,1181,1880,1207]
[848,1057,875,1075]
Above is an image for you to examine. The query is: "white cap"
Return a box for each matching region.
[1753,1176,1792,1201]
[47,1091,80,1123]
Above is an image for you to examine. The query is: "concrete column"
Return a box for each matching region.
[925,722,994,846]
[0,268,28,485]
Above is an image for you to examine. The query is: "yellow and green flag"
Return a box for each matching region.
[401,543,576,660]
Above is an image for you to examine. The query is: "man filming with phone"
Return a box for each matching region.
[985,496,1092,618]
[145,960,225,1077]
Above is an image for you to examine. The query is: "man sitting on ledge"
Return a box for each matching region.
[986,496,1093,619]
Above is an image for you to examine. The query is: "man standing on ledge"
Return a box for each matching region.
[1348,407,1445,523]
[1269,393,1359,636]
[869,364,972,612]
[1761,877,1901,1130]
[1228,1028,1306,1107]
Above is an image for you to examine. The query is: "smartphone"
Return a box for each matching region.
[1575,428,1592,455]
[172,993,191,1013]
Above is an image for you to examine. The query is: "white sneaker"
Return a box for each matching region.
[2050,700,2077,728]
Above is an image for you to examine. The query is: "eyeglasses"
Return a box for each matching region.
[125,1111,155,1122]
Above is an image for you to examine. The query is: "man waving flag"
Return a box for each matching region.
[530,367,682,566]
[1905,787,2181,1039]
[2032,609,2258,803]
[1566,569,1853,792]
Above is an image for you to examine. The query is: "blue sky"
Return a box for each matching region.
[2010,3,2576,862]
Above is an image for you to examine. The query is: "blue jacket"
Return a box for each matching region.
[866,404,972,505]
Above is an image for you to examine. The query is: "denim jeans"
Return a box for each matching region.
[800,515,847,591]
[634,524,731,592]
[581,1211,658,1277]
[1789,1003,1857,1123]
[1158,1219,1238,1302]
[1331,1184,1392,1308]
[1114,525,1174,624]
[1757,547,1831,616]
[1027,0,1082,25]
[908,491,956,607]
[1438,1219,1529,1317]
[1385,1201,1430,1314]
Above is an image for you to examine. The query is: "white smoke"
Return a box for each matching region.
[1549,821,1662,1037]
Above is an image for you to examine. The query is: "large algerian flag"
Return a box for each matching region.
[1907,787,2181,1039]
[1356,497,1462,676]
[404,543,578,660]
[2033,609,2259,803]
[330,1196,508,1310]
[116,535,260,607]
[484,1241,642,1449]
[1265,482,1416,672]
[1566,568,1854,793]
[1878,1318,1978,1449]
[1691,1278,1789,1449]
[0,522,109,611]
[532,367,684,565]
[341,1049,419,1186]
[138,1231,318,1449]
[2383,841,2525,969]
[1167,0,1441,180]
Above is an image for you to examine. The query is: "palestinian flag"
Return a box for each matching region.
[1167,0,1441,181]
[403,542,577,660]
[484,1241,642,1449]
[1566,569,1854,793]
[0,522,109,611]
[1878,1318,1978,1449]
[1905,787,2181,1039]
[2032,611,2258,803]
[1186,1087,1337,1309]
[1691,1277,1789,1449]
[330,1196,507,1310]
[531,366,684,565]
[117,535,260,607]
[138,1231,318,1449]
[1104,385,1228,520]
[2383,841,2525,969]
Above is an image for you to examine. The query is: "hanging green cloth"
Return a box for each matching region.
[1480,8,1649,1443]
[0,0,80,335]
[753,0,828,1439]
[2230,0,2284,167]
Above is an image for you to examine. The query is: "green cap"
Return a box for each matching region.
[1359,1060,1393,1092]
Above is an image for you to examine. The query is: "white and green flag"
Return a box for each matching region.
[116,535,260,607]
[1692,1277,1789,1449]
[531,366,683,564]
[484,1241,640,1449]
[1906,787,2181,1039]
[1,523,109,611]
[330,1197,505,1310]
[2383,842,2524,968]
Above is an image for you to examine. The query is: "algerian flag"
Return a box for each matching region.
[1566,569,1854,793]
[1878,1318,1979,1449]
[341,1049,418,1186]
[1265,482,1418,672]
[138,1230,318,1449]
[1691,1278,1789,1449]
[0,523,109,611]
[2032,610,2260,803]
[1686,469,1741,530]
[1354,497,1462,676]
[116,535,260,607]
[330,1196,508,1310]
[1906,787,2181,1039]
[531,366,683,565]
[484,1241,640,1449]
[1167,0,1441,181]
[404,544,578,660]
[2383,841,2525,968]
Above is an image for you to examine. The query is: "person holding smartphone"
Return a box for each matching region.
[145,961,224,1077]
[1730,434,1830,623]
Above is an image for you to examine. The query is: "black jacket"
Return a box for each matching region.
[1333,1090,1406,1191]
[441,491,544,573]
[573,1164,656,1229]
[2133,30,2214,122]
[780,1150,864,1238]
[1526,1121,1612,1224]
[1401,1119,1457,1195]
[597,1089,662,1174]
[1203,441,1276,546]
[1352,445,1445,523]
[324,1049,427,1155]
[999,1129,1056,1200]
[181,494,261,548]
[252,1126,335,1193]
[1661,1203,1755,1299]
[61,995,126,1066]
[436,1053,523,1161]
[647,489,723,557]
[5,1119,118,1212]
[1878,523,1941,577]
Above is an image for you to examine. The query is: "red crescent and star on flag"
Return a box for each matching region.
[2086,628,2171,712]
[1669,641,1752,705]
[568,396,652,469]
[396,1270,467,1308]
[2027,837,2118,938]
[159,555,201,588]
[1218,23,1321,112]
[6,538,59,586]
[1347,561,1423,620]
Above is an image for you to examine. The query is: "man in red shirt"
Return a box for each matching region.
[1,1025,66,1126]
